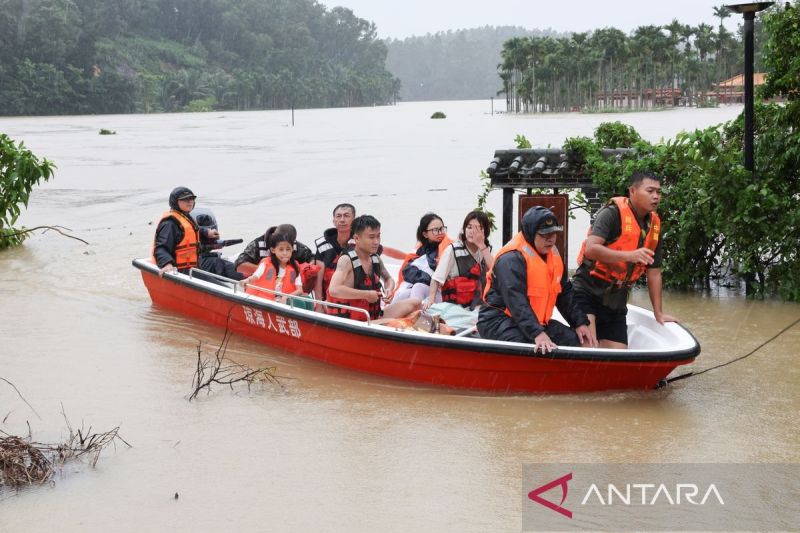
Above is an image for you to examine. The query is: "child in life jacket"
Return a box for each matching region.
[243,233,305,303]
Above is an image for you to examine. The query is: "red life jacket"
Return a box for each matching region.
[440,242,485,308]
[153,210,199,270]
[483,232,563,325]
[325,249,383,322]
[246,258,298,300]
[576,196,661,288]
[397,235,453,284]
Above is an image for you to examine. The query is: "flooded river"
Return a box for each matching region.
[1,101,798,531]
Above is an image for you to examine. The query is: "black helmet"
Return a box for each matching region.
[168,186,196,211]
[190,207,217,244]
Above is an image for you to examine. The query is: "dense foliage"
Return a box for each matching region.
[488,5,800,300]
[385,26,563,102]
[0,135,55,249]
[498,6,771,112]
[0,0,400,115]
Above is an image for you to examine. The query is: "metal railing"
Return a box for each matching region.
[186,268,372,323]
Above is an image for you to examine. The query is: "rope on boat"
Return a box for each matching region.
[657,315,800,388]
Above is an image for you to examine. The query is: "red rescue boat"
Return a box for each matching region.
[134,258,700,393]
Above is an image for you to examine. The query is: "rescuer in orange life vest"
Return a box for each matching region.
[153,187,217,277]
[477,206,597,353]
[572,171,677,349]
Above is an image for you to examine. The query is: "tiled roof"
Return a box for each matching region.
[486,148,635,189]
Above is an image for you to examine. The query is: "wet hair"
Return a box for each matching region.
[268,233,300,274]
[275,223,297,242]
[416,212,444,245]
[459,210,491,248]
[351,214,381,236]
[263,225,296,246]
[629,171,661,188]
[332,203,356,217]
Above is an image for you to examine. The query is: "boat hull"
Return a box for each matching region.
[135,260,699,393]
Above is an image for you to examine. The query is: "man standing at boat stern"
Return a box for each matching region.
[153,187,217,277]
[477,207,596,353]
[572,171,677,349]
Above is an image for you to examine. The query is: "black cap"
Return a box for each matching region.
[177,189,196,200]
[536,214,563,235]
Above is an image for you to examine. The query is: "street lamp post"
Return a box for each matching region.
[724,2,774,172]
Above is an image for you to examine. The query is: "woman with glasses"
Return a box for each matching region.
[391,212,452,303]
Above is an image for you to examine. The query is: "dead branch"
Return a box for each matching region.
[189,320,282,401]
[0,412,131,489]
[2,225,89,245]
[0,377,42,420]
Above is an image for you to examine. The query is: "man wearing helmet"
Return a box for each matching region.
[153,187,217,277]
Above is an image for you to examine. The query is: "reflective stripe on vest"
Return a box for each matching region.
[246,258,297,300]
[441,242,484,307]
[325,249,382,321]
[153,210,199,270]
[576,197,661,287]
[483,232,563,324]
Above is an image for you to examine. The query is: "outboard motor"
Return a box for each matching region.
[190,207,242,254]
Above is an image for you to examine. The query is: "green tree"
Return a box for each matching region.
[1,134,56,249]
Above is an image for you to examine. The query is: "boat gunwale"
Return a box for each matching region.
[133,258,701,363]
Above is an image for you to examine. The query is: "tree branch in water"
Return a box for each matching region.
[2,225,89,245]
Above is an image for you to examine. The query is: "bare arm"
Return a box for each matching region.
[328,256,379,302]
[377,257,396,297]
[646,268,677,325]
[584,235,655,266]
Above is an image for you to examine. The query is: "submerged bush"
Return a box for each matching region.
[430,111,446,119]
[1,134,55,249]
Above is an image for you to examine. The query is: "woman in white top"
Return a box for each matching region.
[423,211,494,311]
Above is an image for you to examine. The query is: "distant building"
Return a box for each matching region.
[711,73,767,104]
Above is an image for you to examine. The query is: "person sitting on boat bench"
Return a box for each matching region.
[477,207,596,353]
[153,187,213,278]
[235,223,313,277]
[572,171,676,349]
[326,215,420,321]
[313,204,404,309]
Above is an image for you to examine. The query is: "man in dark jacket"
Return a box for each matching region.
[153,187,217,277]
[478,207,597,353]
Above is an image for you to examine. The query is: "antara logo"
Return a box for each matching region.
[528,473,726,519]
[528,473,573,519]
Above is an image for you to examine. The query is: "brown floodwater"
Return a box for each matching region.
[1,102,798,531]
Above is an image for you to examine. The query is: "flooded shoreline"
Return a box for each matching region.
[2,101,798,531]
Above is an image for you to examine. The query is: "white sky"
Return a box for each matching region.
[326,0,751,39]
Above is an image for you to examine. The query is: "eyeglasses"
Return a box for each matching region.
[425,226,447,235]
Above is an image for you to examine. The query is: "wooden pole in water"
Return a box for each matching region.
[491,97,494,115]
[292,106,295,126]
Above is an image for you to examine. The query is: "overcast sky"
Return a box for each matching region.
[327,0,750,39]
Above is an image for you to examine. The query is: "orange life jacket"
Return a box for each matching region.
[326,249,383,321]
[246,258,298,300]
[153,210,199,270]
[576,197,661,288]
[397,235,453,284]
[483,232,563,325]
[440,242,485,308]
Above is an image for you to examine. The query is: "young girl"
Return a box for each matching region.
[244,233,305,303]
